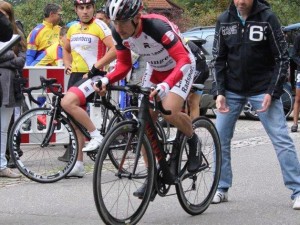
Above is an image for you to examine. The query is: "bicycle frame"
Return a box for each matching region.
[132,94,177,185]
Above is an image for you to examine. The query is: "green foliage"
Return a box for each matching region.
[12,0,106,36]
[9,0,300,36]
[173,0,299,30]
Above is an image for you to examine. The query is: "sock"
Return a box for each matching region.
[89,129,102,138]
[75,161,83,168]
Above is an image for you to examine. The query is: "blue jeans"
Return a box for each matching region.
[216,91,300,199]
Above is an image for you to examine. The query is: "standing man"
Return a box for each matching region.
[291,33,300,132]
[95,6,111,27]
[60,0,116,177]
[30,26,68,66]
[212,0,300,209]
[26,3,62,66]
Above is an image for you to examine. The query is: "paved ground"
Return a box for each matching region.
[1,115,300,225]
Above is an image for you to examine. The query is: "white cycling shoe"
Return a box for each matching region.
[82,136,103,152]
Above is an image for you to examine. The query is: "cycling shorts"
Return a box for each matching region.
[68,76,102,106]
[141,54,196,100]
[67,72,86,89]
[296,73,300,89]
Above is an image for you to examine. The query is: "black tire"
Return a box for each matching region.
[8,108,78,183]
[244,87,293,120]
[175,116,221,215]
[93,120,155,225]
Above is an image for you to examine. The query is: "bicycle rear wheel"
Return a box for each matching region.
[93,121,155,225]
[176,116,221,215]
[8,108,78,183]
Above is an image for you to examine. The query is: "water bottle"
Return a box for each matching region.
[37,95,46,107]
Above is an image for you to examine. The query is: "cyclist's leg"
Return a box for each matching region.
[61,77,103,153]
[187,92,201,120]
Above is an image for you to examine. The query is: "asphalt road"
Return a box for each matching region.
[1,116,300,225]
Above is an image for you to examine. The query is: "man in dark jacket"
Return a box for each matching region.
[212,0,300,209]
[0,10,12,42]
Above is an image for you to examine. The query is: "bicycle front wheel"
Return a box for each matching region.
[107,107,166,170]
[8,108,78,183]
[176,116,221,215]
[93,121,155,225]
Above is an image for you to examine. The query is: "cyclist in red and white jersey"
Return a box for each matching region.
[93,0,203,196]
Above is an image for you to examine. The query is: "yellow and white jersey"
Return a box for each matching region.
[67,18,111,73]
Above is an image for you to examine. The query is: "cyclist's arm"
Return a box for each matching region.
[163,40,191,88]
[105,48,132,84]
[94,35,116,70]
[63,38,72,73]
[26,30,39,66]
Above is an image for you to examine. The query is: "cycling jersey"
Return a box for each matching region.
[26,20,61,66]
[67,18,111,73]
[29,41,63,66]
[106,14,195,100]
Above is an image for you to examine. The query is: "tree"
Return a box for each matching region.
[13,0,105,36]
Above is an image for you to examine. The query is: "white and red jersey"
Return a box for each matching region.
[107,14,194,90]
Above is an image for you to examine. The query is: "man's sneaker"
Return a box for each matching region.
[187,137,202,173]
[82,137,103,152]
[0,168,21,178]
[212,190,228,204]
[133,180,147,199]
[293,195,300,210]
[58,145,71,162]
[291,124,298,132]
[66,164,85,178]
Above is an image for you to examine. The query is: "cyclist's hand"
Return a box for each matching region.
[93,77,109,96]
[87,65,107,78]
[150,82,170,100]
[65,65,72,75]
[83,73,88,79]
[216,95,229,113]
[256,94,271,113]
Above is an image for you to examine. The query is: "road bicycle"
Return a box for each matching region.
[93,84,221,225]
[243,84,293,120]
[8,77,164,183]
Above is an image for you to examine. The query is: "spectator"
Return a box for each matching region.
[26,3,62,66]
[291,33,300,132]
[96,6,111,27]
[0,9,12,42]
[59,0,116,177]
[212,0,300,210]
[0,1,26,178]
[30,26,68,66]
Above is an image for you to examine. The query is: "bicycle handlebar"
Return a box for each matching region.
[97,80,171,115]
